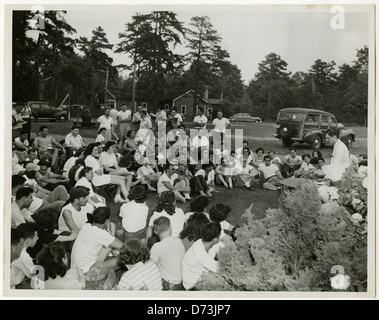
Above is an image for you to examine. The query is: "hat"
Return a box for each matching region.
[25,163,40,171]
[69,187,90,200]
[128,185,147,201]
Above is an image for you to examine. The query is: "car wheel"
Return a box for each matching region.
[278,123,293,139]
[30,114,37,121]
[59,115,68,122]
[282,138,292,148]
[311,135,322,149]
[342,135,353,149]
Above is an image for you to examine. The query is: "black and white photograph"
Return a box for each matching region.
[2,1,376,299]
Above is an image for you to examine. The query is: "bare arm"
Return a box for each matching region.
[62,210,80,233]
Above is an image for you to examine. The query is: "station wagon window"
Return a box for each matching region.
[329,117,338,128]
[278,112,303,121]
[321,114,329,126]
[41,104,50,110]
[30,103,40,109]
[304,114,319,124]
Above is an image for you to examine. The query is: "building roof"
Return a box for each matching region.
[173,90,208,104]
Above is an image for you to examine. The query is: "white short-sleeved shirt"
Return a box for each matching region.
[137,165,154,179]
[148,208,185,238]
[65,133,84,149]
[118,110,132,122]
[285,154,303,166]
[181,239,218,290]
[119,201,149,233]
[193,115,208,128]
[84,155,111,186]
[97,115,113,130]
[95,134,106,144]
[71,223,116,273]
[14,137,29,148]
[150,236,185,284]
[75,177,94,195]
[157,173,178,194]
[212,118,230,133]
[258,163,279,180]
[58,203,94,232]
[63,156,77,174]
[300,162,315,171]
[99,152,118,168]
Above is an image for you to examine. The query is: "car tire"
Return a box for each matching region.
[341,135,353,149]
[282,138,292,148]
[278,123,293,139]
[58,115,68,122]
[30,114,37,121]
[310,135,322,149]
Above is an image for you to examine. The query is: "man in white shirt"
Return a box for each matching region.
[65,125,86,155]
[97,108,114,142]
[11,187,35,227]
[193,107,208,129]
[182,222,221,290]
[283,147,303,177]
[71,206,123,282]
[325,129,350,181]
[157,163,191,203]
[117,104,132,144]
[150,216,186,290]
[212,110,231,152]
[170,108,183,128]
[132,105,143,131]
[258,155,284,191]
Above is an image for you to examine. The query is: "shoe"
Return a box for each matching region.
[114,195,127,203]
[243,186,254,191]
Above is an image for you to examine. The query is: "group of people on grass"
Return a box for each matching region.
[10,102,367,291]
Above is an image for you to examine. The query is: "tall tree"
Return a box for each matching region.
[247,53,291,118]
[186,16,230,106]
[77,26,117,106]
[117,12,185,108]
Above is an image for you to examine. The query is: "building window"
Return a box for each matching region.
[181,105,186,115]
[142,102,147,108]
[165,104,170,110]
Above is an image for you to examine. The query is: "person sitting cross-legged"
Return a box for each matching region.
[258,155,284,191]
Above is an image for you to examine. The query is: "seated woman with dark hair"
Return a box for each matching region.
[122,129,137,153]
[117,239,162,291]
[180,212,211,252]
[36,242,86,289]
[99,140,134,177]
[311,149,323,165]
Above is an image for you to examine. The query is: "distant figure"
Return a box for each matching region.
[193,107,208,130]
[97,108,115,142]
[117,104,132,145]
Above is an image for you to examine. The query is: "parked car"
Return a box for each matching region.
[273,108,355,149]
[229,113,262,123]
[28,101,68,122]
[69,104,106,123]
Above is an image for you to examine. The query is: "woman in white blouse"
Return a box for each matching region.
[84,143,130,203]
[99,141,134,179]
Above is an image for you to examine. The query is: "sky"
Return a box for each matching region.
[36,5,372,84]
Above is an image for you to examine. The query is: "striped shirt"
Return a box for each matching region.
[117,260,162,291]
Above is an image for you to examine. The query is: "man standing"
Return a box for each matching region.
[117,104,132,145]
[132,105,143,131]
[21,102,32,141]
[170,107,183,128]
[12,102,25,139]
[212,110,231,153]
[97,108,115,142]
[325,129,350,180]
[193,107,208,129]
[65,125,86,156]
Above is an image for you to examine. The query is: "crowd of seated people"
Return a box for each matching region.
[10,105,366,291]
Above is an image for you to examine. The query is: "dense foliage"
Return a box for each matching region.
[199,177,367,292]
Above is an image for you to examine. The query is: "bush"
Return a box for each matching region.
[199,180,367,292]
